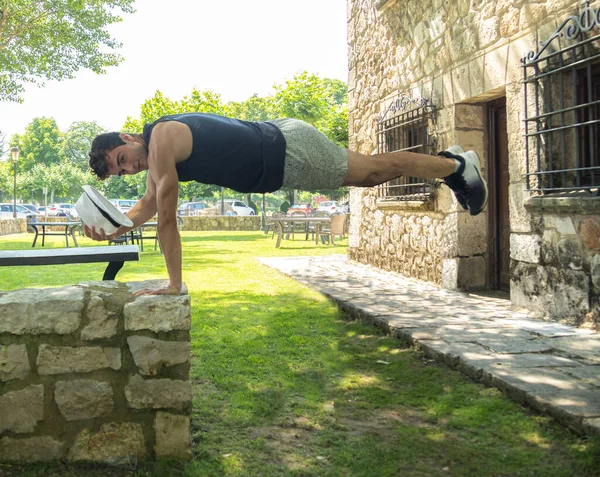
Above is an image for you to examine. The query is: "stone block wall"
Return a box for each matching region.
[0,219,27,236]
[0,280,192,463]
[510,198,600,327]
[182,215,261,231]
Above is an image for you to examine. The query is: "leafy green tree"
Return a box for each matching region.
[272,71,330,126]
[226,94,274,121]
[17,117,62,172]
[0,0,136,102]
[61,121,106,171]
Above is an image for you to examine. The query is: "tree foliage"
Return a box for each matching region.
[61,120,106,171]
[15,117,62,172]
[0,0,136,102]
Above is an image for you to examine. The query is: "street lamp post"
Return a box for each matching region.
[11,147,20,219]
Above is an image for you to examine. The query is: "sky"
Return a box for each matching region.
[0,0,348,157]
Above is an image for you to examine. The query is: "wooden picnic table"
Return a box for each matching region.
[268,216,332,248]
[30,221,81,248]
[0,245,140,280]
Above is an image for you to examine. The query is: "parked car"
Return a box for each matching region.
[109,199,137,214]
[0,203,38,221]
[287,203,313,215]
[21,203,40,215]
[316,200,345,214]
[48,203,79,219]
[178,201,208,216]
[222,199,255,216]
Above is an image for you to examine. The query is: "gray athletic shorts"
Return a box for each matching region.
[270,118,348,190]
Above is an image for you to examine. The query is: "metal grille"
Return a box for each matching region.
[376,98,434,200]
[522,3,600,195]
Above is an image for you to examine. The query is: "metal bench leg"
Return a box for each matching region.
[103,261,125,280]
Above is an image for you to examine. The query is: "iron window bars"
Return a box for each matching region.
[522,3,600,195]
[376,96,435,200]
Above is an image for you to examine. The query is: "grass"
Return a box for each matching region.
[0,231,599,477]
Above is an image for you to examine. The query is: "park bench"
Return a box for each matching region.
[0,245,139,280]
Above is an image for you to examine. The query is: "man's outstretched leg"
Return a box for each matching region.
[343,146,488,216]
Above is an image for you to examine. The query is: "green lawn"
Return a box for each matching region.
[0,231,599,477]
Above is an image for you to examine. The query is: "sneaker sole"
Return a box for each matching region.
[462,150,489,216]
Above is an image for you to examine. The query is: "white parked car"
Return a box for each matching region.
[109,199,137,214]
[0,203,38,221]
[316,200,346,214]
[222,199,255,216]
[47,203,79,219]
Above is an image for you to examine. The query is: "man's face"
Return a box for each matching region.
[105,134,148,177]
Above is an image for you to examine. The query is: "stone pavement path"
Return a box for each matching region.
[259,254,600,436]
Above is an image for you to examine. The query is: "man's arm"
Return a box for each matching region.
[138,121,191,295]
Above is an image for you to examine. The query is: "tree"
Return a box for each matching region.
[226,94,275,122]
[272,71,330,126]
[0,0,136,102]
[61,121,106,171]
[16,117,62,172]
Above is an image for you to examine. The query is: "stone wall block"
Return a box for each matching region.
[442,258,458,290]
[580,218,600,251]
[509,183,533,233]
[154,412,192,460]
[0,385,44,433]
[127,336,190,376]
[454,104,484,130]
[500,7,520,37]
[457,256,487,290]
[37,345,121,375]
[484,45,509,91]
[457,212,488,257]
[81,294,118,340]
[557,237,584,270]
[0,344,30,381]
[520,3,548,30]
[0,287,83,335]
[68,422,146,463]
[591,254,600,292]
[125,375,192,411]
[542,229,560,265]
[0,436,64,462]
[479,16,500,48]
[55,380,113,421]
[512,263,589,318]
[545,215,577,235]
[124,295,191,332]
[510,234,542,264]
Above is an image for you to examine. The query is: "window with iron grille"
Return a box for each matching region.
[376,97,435,201]
[522,4,600,195]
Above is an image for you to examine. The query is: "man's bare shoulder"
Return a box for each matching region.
[149,120,193,162]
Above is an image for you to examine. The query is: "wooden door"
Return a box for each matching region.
[489,99,510,291]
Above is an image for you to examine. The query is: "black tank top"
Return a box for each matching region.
[142,113,286,193]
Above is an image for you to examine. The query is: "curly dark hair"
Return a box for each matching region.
[88,132,126,180]
[88,132,146,180]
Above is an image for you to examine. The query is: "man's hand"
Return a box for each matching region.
[83,224,128,242]
[133,284,182,296]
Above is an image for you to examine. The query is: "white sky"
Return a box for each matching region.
[0,0,348,155]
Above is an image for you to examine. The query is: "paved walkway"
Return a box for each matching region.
[259,255,600,436]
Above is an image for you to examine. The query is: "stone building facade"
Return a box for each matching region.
[347,0,600,325]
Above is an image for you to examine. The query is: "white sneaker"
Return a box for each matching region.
[439,146,489,216]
